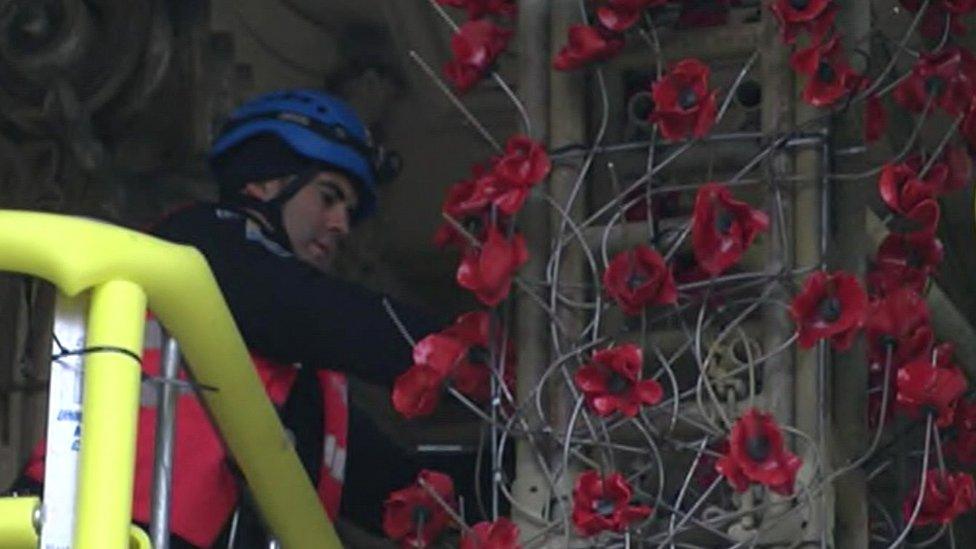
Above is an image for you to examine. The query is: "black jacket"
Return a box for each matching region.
[151,203,441,484]
[151,203,441,386]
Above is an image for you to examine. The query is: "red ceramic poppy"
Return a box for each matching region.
[866,265,925,299]
[715,450,752,493]
[603,245,678,316]
[865,93,887,144]
[445,310,492,343]
[443,311,491,358]
[444,20,513,93]
[789,270,868,350]
[899,0,975,39]
[571,470,653,536]
[457,223,529,306]
[868,231,943,296]
[691,182,770,276]
[494,135,550,188]
[715,408,803,495]
[460,518,521,549]
[449,359,492,404]
[437,0,517,20]
[553,24,626,71]
[947,400,976,465]
[877,159,946,231]
[415,333,469,378]
[391,332,471,418]
[896,357,968,427]
[893,47,976,116]
[574,344,663,417]
[675,0,740,29]
[393,364,446,419]
[383,470,457,548]
[596,0,667,32]
[876,229,944,274]
[866,287,934,371]
[769,0,837,44]
[483,135,551,214]
[790,35,860,107]
[903,470,976,526]
[442,311,516,402]
[433,166,495,251]
[650,58,719,140]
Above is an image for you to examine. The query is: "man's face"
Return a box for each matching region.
[248,171,359,272]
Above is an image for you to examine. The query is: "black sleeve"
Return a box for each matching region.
[155,209,444,386]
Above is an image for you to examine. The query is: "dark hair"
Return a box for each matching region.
[210,133,325,202]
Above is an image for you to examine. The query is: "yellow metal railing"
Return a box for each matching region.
[0,210,340,548]
[0,496,39,547]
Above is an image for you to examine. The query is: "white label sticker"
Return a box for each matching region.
[40,293,88,549]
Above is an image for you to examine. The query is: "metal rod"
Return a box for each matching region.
[149,335,181,549]
[829,1,872,545]
[754,1,798,539]
[550,131,826,160]
[543,0,591,543]
[510,0,553,539]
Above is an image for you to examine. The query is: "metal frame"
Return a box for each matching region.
[0,210,340,548]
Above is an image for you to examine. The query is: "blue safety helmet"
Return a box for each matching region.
[209,89,401,222]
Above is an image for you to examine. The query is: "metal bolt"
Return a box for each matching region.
[32,504,42,533]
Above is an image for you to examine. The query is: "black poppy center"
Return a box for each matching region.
[678,87,698,110]
[606,371,630,395]
[925,76,946,96]
[817,296,842,323]
[789,0,810,10]
[816,61,836,83]
[906,250,923,269]
[627,271,648,291]
[879,334,898,352]
[593,498,617,517]
[412,505,432,526]
[715,209,734,234]
[745,434,771,462]
[468,345,490,366]
[463,215,483,236]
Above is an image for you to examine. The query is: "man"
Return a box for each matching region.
[155,88,462,546]
[17,90,477,547]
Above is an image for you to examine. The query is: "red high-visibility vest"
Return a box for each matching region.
[26,318,349,548]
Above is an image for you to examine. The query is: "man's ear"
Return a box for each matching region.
[242,179,284,200]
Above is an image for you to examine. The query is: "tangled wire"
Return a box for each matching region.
[380,1,976,547]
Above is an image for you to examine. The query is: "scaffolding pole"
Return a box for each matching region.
[755,2,802,544]
[828,4,872,548]
[544,0,588,544]
[511,0,553,539]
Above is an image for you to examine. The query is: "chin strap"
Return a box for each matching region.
[224,169,321,253]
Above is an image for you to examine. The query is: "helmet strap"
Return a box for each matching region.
[224,169,320,253]
[267,168,319,212]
